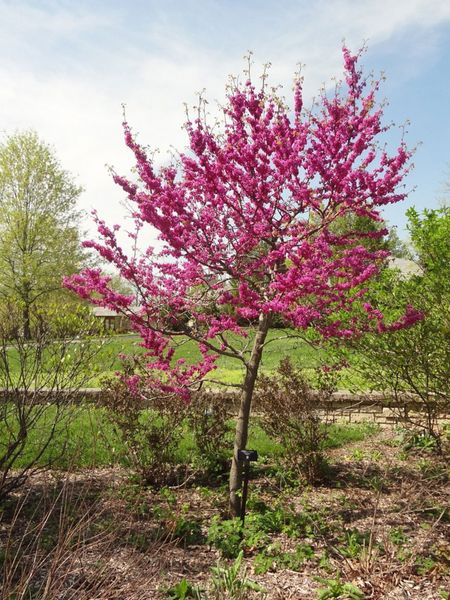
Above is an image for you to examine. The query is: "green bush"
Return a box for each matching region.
[256,358,338,484]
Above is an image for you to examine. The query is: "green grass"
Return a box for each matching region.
[90,331,338,387]
[1,330,364,389]
[1,404,378,471]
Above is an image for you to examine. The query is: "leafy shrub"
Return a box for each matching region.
[0,307,103,499]
[346,207,450,451]
[103,368,187,487]
[256,358,337,484]
[186,390,234,475]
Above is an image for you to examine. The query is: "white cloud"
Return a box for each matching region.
[0,0,449,246]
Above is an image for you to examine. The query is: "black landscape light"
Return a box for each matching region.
[237,449,258,525]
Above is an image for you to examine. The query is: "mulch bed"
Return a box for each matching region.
[1,429,448,599]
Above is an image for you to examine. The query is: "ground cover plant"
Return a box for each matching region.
[66,46,421,516]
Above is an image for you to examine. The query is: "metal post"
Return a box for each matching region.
[241,460,250,525]
[236,449,258,526]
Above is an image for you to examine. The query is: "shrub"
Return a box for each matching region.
[0,306,103,500]
[256,358,337,484]
[186,390,234,475]
[103,366,187,487]
[347,207,450,451]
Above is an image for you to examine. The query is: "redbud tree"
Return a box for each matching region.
[66,48,420,515]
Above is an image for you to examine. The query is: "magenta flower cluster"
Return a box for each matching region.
[65,47,421,400]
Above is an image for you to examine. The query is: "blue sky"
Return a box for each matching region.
[1,0,449,241]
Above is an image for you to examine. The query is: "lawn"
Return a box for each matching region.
[1,329,364,389]
[1,403,378,471]
[87,330,362,388]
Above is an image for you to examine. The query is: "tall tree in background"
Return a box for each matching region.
[0,131,85,339]
[346,206,449,446]
[66,48,420,515]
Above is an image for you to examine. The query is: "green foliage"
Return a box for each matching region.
[0,130,87,339]
[209,551,266,599]
[167,552,266,599]
[316,575,365,599]
[254,542,315,574]
[166,578,203,599]
[338,529,371,559]
[347,207,450,447]
[401,430,439,452]
[414,556,436,576]
[208,503,329,559]
[207,517,243,558]
[329,212,410,258]
[388,526,409,546]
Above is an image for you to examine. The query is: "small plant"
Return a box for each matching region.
[403,430,438,452]
[166,578,203,599]
[154,495,205,546]
[339,529,370,559]
[254,542,315,574]
[210,551,266,599]
[388,526,409,546]
[172,515,204,546]
[207,517,243,558]
[316,575,365,599]
[414,555,436,576]
[167,553,266,599]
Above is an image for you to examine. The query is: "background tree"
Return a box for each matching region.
[330,212,411,258]
[346,206,449,448]
[0,131,85,339]
[66,47,420,515]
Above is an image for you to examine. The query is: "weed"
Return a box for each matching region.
[339,529,371,559]
[316,575,365,599]
[210,551,267,599]
[254,542,315,574]
[166,578,203,599]
[403,430,438,452]
[207,517,243,558]
[414,555,436,576]
[388,526,409,546]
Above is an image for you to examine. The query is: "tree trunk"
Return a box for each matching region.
[22,305,31,341]
[229,312,270,517]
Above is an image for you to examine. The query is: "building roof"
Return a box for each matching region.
[92,307,120,318]
[388,257,422,277]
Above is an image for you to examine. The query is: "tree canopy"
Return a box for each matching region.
[0,131,85,338]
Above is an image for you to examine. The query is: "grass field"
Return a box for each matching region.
[88,331,362,388]
[2,329,364,388]
[2,403,378,471]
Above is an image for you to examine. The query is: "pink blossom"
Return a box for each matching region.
[65,47,416,401]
